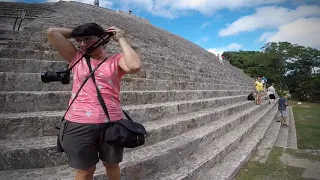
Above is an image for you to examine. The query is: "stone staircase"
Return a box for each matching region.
[0,1,279,180]
[275,106,298,149]
[0,2,55,49]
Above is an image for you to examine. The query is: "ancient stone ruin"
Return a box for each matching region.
[0,1,279,179]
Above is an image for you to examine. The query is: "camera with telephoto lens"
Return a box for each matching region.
[41,31,113,84]
[41,68,70,84]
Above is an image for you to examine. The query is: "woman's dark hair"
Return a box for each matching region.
[71,23,105,38]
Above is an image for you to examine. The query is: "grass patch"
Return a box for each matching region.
[290,101,320,149]
[235,147,310,180]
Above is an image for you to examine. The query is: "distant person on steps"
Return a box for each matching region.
[254,76,263,105]
[94,0,99,6]
[267,83,276,104]
[277,94,291,127]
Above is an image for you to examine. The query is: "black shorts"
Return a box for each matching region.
[59,120,124,170]
[269,94,276,99]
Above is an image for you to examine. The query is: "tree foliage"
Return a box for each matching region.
[223,42,320,102]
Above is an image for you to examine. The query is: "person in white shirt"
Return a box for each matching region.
[267,83,276,104]
[94,0,99,6]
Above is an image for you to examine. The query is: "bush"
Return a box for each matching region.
[277,90,290,97]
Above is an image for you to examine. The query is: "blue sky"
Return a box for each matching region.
[16,0,320,55]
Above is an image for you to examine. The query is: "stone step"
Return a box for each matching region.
[0,47,197,69]
[0,35,14,41]
[0,11,42,18]
[1,88,247,114]
[0,9,49,13]
[0,48,246,81]
[0,71,251,91]
[0,39,251,82]
[0,2,52,8]
[0,48,216,79]
[0,89,251,113]
[141,50,249,83]
[0,72,250,91]
[0,72,72,91]
[121,78,249,91]
[0,14,37,19]
[0,8,48,13]
[0,58,250,84]
[287,106,297,149]
[142,101,277,180]
[252,110,281,164]
[7,41,53,51]
[0,30,20,36]
[0,96,254,143]
[0,59,67,73]
[0,49,221,81]
[0,98,271,178]
[0,3,52,9]
[199,105,278,180]
[0,40,8,49]
[275,106,290,148]
[0,40,234,80]
[0,48,62,61]
[0,40,8,45]
[0,30,32,40]
[0,98,267,172]
[0,33,30,41]
[140,50,222,73]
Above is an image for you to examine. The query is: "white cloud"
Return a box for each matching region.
[196,35,210,44]
[219,5,320,36]
[44,0,285,18]
[201,22,211,29]
[47,0,113,7]
[110,0,285,18]
[227,43,242,49]
[259,32,277,42]
[262,17,320,49]
[207,43,243,55]
[215,14,223,19]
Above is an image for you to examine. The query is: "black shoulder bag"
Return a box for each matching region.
[85,56,147,148]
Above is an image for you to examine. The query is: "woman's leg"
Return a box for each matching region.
[258,93,262,104]
[99,123,124,180]
[75,166,96,180]
[103,162,120,180]
[61,121,100,180]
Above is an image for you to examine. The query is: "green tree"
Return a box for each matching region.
[223,41,320,101]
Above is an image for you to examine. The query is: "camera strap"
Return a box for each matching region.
[85,56,133,122]
[85,55,110,121]
[66,32,114,72]
[60,55,109,122]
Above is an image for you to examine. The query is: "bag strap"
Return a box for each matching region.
[58,32,114,123]
[85,55,110,121]
[61,55,109,122]
[84,56,133,122]
[63,32,114,73]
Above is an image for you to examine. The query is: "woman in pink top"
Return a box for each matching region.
[47,23,141,180]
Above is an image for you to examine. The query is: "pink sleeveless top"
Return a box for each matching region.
[65,51,125,124]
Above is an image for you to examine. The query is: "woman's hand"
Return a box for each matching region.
[106,26,124,42]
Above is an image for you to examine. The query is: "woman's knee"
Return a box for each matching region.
[76,166,96,177]
[103,162,119,169]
